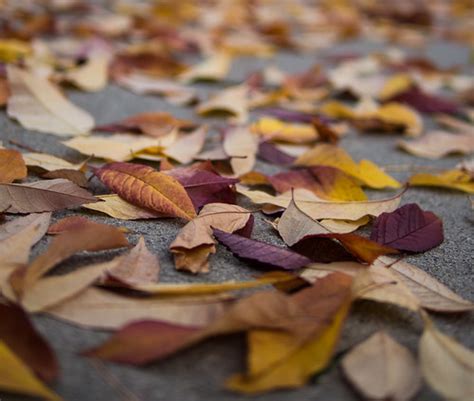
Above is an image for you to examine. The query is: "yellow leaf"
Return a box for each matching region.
[374,102,422,137]
[251,117,318,144]
[0,39,31,63]
[409,169,474,194]
[321,101,356,119]
[226,296,351,394]
[295,144,401,189]
[379,74,413,100]
[0,341,61,401]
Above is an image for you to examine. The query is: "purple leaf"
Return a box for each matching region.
[370,203,444,252]
[389,86,460,114]
[258,141,296,165]
[213,229,311,270]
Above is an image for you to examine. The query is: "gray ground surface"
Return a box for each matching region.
[1,39,473,401]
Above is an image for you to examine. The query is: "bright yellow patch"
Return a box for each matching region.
[409,169,474,194]
[0,39,31,63]
[379,74,413,100]
[251,117,317,143]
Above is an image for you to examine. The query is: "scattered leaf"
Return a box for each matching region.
[163,126,207,164]
[409,169,474,193]
[223,125,259,176]
[251,117,318,143]
[0,148,27,183]
[180,52,232,83]
[197,85,249,123]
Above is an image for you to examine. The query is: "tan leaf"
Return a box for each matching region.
[0,149,27,183]
[180,52,232,82]
[163,126,207,164]
[82,194,163,220]
[46,287,229,329]
[6,65,94,136]
[60,55,110,92]
[342,331,421,401]
[197,85,248,123]
[22,152,83,172]
[399,131,474,159]
[420,316,474,401]
[170,203,252,273]
[223,126,258,176]
[0,178,98,213]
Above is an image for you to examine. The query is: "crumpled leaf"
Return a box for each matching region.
[398,131,474,159]
[419,315,474,401]
[180,52,232,82]
[95,162,196,220]
[213,228,311,270]
[409,169,474,193]
[370,203,444,252]
[0,178,98,213]
[0,341,61,401]
[0,213,51,266]
[237,185,405,221]
[82,194,163,220]
[0,148,27,183]
[342,331,421,401]
[9,220,128,297]
[251,117,318,144]
[0,302,58,382]
[223,125,259,176]
[6,65,94,136]
[170,203,253,273]
[295,144,400,189]
[163,126,207,164]
[46,287,229,329]
[197,85,249,123]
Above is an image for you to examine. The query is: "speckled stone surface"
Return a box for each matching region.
[1,39,473,401]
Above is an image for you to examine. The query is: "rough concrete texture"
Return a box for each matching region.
[1,39,473,401]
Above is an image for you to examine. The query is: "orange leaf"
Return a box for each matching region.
[0,149,27,183]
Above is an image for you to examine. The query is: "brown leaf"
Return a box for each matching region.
[0,148,27,183]
[163,126,207,164]
[0,178,98,214]
[342,331,421,401]
[42,168,88,188]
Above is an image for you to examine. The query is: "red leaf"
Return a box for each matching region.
[257,142,296,165]
[0,302,58,383]
[213,229,311,270]
[389,86,460,114]
[370,203,444,252]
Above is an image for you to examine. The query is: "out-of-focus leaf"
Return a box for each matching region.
[419,316,474,401]
[59,55,110,92]
[389,85,460,114]
[197,85,249,123]
[213,228,311,270]
[0,341,61,401]
[6,66,94,136]
[0,39,31,62]
[170,203,253,273]
[257,141,296,165]
[223,125,259,176]
[409,169,474,193]
[163,126,207,164]
[0,149,27,183]
[0,179,98,213]
[180,52,232,82]
[342,331,421,401]
[95,162,196,220]
[251,117,318,143]
[370,203,444,252]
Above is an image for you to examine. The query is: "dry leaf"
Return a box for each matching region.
[95,162,196,220]
[0,39,31,62]
[21,152,83,172]
[170,203,253,273]
[0,178,98,213]
[163,126,207,164]
[7,65,94,136]
[180,52,232,82]
[398,131,474,159]
[46,287,229,329]
[251,117,318,144]
[0,149,27,183]
[419,316,474,401]
[197,85,248,123]
[60,55,110,92]
[0,341,61,401]
[409,169,474,193]
[82,194,163,220]
[223,125,259,176]
[342,331,421,401]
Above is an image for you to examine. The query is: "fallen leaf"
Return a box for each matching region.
[21,152,83,172]
[42,168,88,188]
[375,257,474,313]
[59,55,110,92]
[409,169,474,193]
[9,220,128,296]
[94,162,196,220]
[370,203,444,252]
[0,39,31,62]
[237,185,405,220]
[223,125,259,176]
[0,302,58,382]
[6,65,94,136]
[257,141,296,165]
[389,85,460,114]
[180,52,232,82]
[0,77,10,106]
[82,194,163,220]
[0,341,61,401]
[46,287,229,329]
[47,216,100,234]
[379,73,414,100]
[342,331,421,401]
[398,131,474,159]
[163,126,207,164]
[0,178,98,213]
[105,237,160,286]
[251,117,318,144]
[0,213,51,266]
[295,144,400,189]
[419,315,474,401]
[170,203,253,273]
[0,148,27,183]
[213,228,311,270]
[197,85,249,123]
